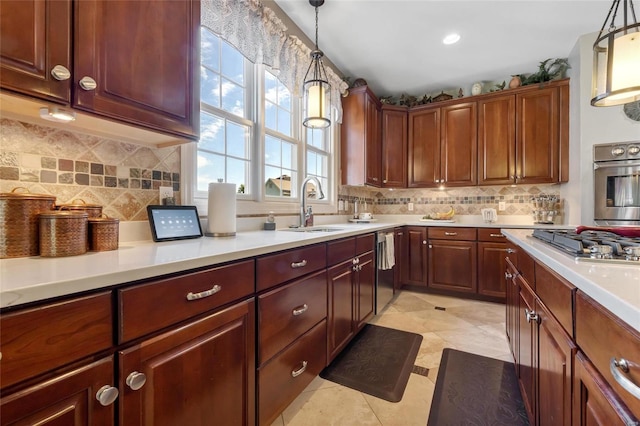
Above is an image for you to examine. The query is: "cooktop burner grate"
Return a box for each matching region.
[531,229,640,263]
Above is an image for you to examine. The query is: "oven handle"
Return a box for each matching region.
[594,160,640,169]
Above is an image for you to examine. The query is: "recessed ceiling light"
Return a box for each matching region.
[442,33,461,45]
[39,106,76,123]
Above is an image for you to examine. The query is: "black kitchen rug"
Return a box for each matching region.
[320,324,423,402]
[428,348,529,426]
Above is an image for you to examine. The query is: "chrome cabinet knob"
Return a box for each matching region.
[126,371,147,390]
[383,179,387,183]
[505,272,513,279]
[525,309,539,323]
[422,240,427,245]
[506,248,516,254]
[79,76,97,90]
[50,65,71,81]
[96,385,119,406]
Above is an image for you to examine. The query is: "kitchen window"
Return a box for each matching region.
[184,26,335,215]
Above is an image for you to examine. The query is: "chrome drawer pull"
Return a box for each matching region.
[291,361,308,378]
[525,309,539,324]
[444,232,457,236]
[611,358,640,399]
[506,248,516,254]
[186,285,221,301]
[292,304,308,316]
[490,233,505,238]
[291,260,307,268]
[96,385,119,406]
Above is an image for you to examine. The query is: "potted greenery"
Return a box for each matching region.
[516,58,570,86]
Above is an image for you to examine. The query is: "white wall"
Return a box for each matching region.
[561,32,640,225]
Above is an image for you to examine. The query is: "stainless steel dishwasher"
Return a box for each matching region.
[376,230,395,313]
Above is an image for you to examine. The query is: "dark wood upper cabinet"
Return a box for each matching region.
[0,0,72,103]
[341,85,382,187]
[408,107,440,187]
[478,94,516,185]
[381,105,408,188]
[0,0,200,141]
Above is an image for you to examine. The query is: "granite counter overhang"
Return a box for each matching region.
[502,229,640,333]
[0,218,573,310]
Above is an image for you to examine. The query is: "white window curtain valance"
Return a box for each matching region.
[201,0,348,122]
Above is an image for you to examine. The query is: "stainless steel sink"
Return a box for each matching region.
[282,226,344,233]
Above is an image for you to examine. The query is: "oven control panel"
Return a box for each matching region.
[595,141,640,161]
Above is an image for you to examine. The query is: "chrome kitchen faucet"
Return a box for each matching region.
[300,176,325,227]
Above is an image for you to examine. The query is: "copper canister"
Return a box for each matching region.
[57,199,103,218]
[88,215,119,251]
[0,188,56,258]
[39,211,88,257]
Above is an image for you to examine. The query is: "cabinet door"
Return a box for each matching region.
[573,351,637,426]
[478,242,508,298]
[401,226,428,286]
[74,0,200,139]
[519,282,536,425]
[394,227,405,290]
[516,86,559,184]
[381,106,407,188]
[1,356,115,426]
[355,250,375,331]
[537,301,575,426]
[440,102,477,186]
[119,299,255,426]
[428,240,477,293]
[0,0,72,103]
[505,259,519,364]
[365,94,381,186]
[478,94,516,185]
[408,108,440,187]
[327,260,355,362]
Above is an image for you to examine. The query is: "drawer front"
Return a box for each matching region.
[258,270,328,364]
[356,233,375,255]
[518,249,535,288]
[576,291,640,418]
[428,227,476,241]
[327,237,355,266]
[478,228,508,242]
[119,259,255,342]
[258,319,327,426]
[0,292,113,389]
[534,262,575,337]
[256,244,327,292]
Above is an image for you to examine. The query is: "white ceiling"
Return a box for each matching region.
[274,0,613,98]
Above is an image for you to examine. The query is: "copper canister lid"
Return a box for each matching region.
[0,187,56,201]
[39,211,89,219]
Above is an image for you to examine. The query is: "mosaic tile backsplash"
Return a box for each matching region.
[338,184,562,219]
[0,119,181,221]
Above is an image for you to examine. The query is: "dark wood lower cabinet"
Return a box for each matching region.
[478,241,508,298]
[118,299,255,426]
[355,251,375,330]
[518,281,536,424]
[0,356,115,426]
[428,239,477,293]
[401,226,427,286]
[327,259,356,362]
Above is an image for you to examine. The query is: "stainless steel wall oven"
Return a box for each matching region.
[594,141,640,225]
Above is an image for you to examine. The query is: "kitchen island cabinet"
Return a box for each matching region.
[477,228,510,298]
[0,0,200,142]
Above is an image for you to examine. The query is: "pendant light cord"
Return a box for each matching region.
[315,6,319,50]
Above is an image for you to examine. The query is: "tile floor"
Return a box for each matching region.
[270,290,512,426]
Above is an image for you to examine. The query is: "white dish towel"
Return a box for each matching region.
[377,232,395,270]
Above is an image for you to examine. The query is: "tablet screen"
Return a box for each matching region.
[147,205,203,242]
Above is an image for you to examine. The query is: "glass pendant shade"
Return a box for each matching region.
[303,51,331,128]
[591,0,640,106]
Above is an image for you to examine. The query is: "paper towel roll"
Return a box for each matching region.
[206,182,236,237]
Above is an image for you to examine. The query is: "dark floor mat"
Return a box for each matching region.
[320,324,423,402]
[428,348,530,426]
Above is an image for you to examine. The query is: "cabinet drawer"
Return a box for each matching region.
[576,291,640,418]
[327,237,355,266]
[534,262,575,337]
[478,228,508,242]
[356,233,375,254]
[256,244,326,292]
[258,319,327,426]
[428,227,476,241]
[258,270,328,364]
[0,292,113,389]
[119,259,255,342]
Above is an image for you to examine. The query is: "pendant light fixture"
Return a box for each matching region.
[591,0,640,106]
[302,0,331,128]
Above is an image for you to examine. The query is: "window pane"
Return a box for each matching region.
[277,111,291,136]
[200,28,220,72]
[221,43,244,85]
[307,151,318,176]
[265,135,281,167]
[307,127,325,150]
[227,157,248,193]
[265,166,288,197]
[221,79,244,116]
[307,151,328,178]
[265,72,277,103]
[201,67,220,108]
[199,112,225,153]
[227,122,249,159]
[197,151,225,191]
[265,102,277,131]
[282,141,296,170]
[278,82,291,110]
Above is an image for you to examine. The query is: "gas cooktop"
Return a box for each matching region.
[532,229,640,264]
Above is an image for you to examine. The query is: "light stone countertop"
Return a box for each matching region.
[0,216,574,310]
[502,229,640,333]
